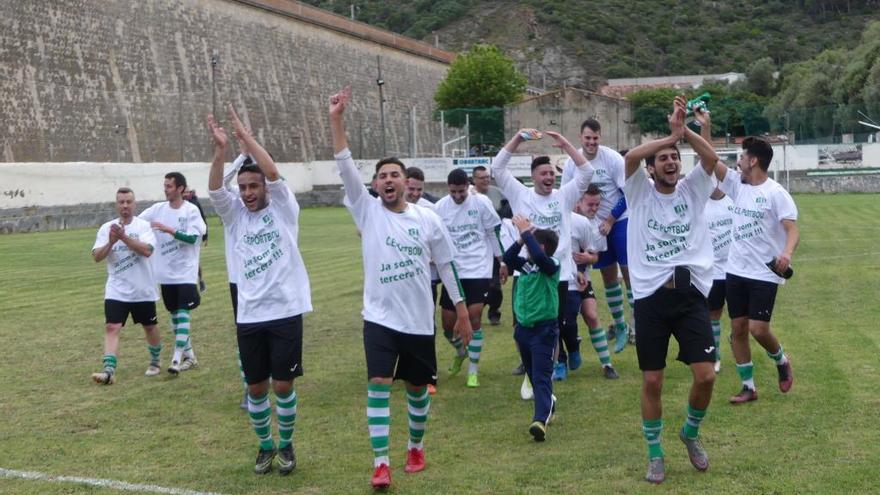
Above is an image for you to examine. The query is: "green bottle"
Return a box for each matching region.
[686,92,711,126]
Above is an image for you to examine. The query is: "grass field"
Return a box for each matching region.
[1,194,879,494]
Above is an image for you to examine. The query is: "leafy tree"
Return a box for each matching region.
[629,88,680,135]
[745,57,777,96]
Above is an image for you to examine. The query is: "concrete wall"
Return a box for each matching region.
[0,0,451,163]
[504,87,639,155]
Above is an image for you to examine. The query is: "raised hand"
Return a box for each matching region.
[206,114,228,150]
[227,103,250,143]
[543,130,571,149]
[668,96,686,138]
[518,128,542,141]
[329,86,352,117]
[512,214,532,234]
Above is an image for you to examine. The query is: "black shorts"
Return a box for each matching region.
[229,282,238,320]
[579,280,596,300]
[633,286,715,371]
[439,278,491,311]
[160,284,201,313]
[104,300,158,327]
[364,321,437,386]
[726,273,779,322]
[237,315,304,384]
[707,279,726,311]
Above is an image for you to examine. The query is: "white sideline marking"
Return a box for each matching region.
[0,468,227,495]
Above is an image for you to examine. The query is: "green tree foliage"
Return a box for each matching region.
[765,20,880,140]
[745,57,777,97]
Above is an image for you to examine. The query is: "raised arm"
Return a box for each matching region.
[228,104,279,182]
[548,131,594,205]
[625,99,686,178]
[493,130,537,200]
[207,114,228,192]
[681,98,721,176]
[328,87,368,206]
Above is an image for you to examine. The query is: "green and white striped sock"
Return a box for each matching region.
[367,383,391,467]
[767,345,788,365]
[247,393,275,451]
[276,389,297,449]
[147,344,161,366]
[642,418,664,460]
[605,282,627,332]
[406,387,430,451]
[682,403,707,440]
[171,310,190,362]
[467,329,483,375]
[589,327,611,366]
[443,329,464,354]
[736,361,756,390]
[711,320,722,361]
[102,354,117,374]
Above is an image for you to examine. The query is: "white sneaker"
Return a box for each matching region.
[145,364,161,376]
[168,360,181,376]
[714,360,721,373]
[180,357,198,371]
[91,371,115,385]
[520,375,534,400]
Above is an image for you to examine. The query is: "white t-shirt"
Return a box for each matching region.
[705,195,735,280]
[416,197,435,209]
[209,178,312,324]
[433,193,501,279]
[563,145,627,221]
[336,150,458,336]
[624,165,715,299]
[719,170,798,284]
[570,212,606,288]
[223,154,248,283]
[93,217,159,302]
[493,149,594,282]
[138,201,206,285]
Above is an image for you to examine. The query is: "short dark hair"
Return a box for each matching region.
[742,136,773,171]
[585,184,601,196]
[116,187,134,196]
[238,163,264,177]
[533,228,559,256]
[531,156,552,171]
[618,148,629,157]
[580,118,601,134]
[447,168,469,186]
[405,166,424,181]
[472,165,488,177]
[165,172,187,189]
[376,157,407,175]
[645,145,680,167]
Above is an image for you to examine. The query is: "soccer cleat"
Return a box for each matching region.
[179,356,198,371]
[277,444,296,475]
[568,351,582,371]
[488,315,501,326]
[714,360,721,373]
[679,429,709,471]
[145,364,161,377]
[520,375,534,400]
[167,359,181,376]
[91,371,115,385]
[467,373,479,388]
[614,325,629,353]
[628,324,637,345]
[529,421,546,442]
[254,448,276,474]
[729,385,758,404]
[404,448,426,473]
[645,458,666,484]
[777,357,793,393]
[427,384,437,395]
[448,353,466,376]
[606,322,617,341]
[602,365,620,380]
[512,363,526,376]
[551,361,567,381]
[371,463,391,490]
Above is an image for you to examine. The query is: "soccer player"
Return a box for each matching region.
[624,97,718,483]
[405,167,437,206]
[472,165,508,326]
[329,87,472,490]
[434,168,503,388]
[562,120,634,352]
[208,106,312,475]
[504,216,561,441]
[139,172,206,375]
[711,137,799,404]
[183,187,208,292]
[492,129,595,383]
[90,188,161,384]
[567,185,618,379]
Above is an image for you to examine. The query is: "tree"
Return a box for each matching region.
[434,44,527,111]
[745,57,777,96]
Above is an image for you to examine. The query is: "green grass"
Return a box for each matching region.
[1,195,878,494]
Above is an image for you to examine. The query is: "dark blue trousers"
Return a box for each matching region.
[515,319,559,423]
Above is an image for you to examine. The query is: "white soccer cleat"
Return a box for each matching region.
[520,375,534,400]
[91,371,115,385]
[167,360,181,376]
[145,364,161,377]
[179,357,198,371]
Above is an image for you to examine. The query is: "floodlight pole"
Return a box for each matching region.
[211,53,219,117]
[377,56,387,157]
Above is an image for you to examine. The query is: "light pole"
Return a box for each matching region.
[376,56,387,157]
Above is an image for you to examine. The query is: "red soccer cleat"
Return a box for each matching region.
[777,357,793,393]
[371,463,391,490]
[404,448,425,473]
[427,384,437,395]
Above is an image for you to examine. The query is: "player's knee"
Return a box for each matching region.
[248,380,270,397]
[105,324,122,334]
[642,372,663,394]
[694,367,716,388]
[272,379,294,395]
